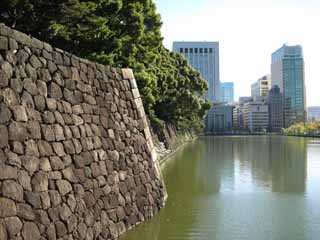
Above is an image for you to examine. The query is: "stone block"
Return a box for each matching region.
[56,179,72,195]
[31,171,48,192]
[5,216,23,237]
[0,62,12,87]
[0,125,8,148]
[1,180,24,202]
[0,165,17,180]
[0,197,17,217]
[22,222,41,240]
[0,36,8,50]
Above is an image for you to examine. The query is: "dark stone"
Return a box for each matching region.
[50,156,64,170]
[25,191,41,209]
[56,179,72,195]
[49,190,61,207]
[16,49,29,63]
[0,62,13,87]
[37,80,48,96]
[10,78,23,93]
[22,222,41,240]
[42,125,55,142]
[31,171,48,192]
[0,197,17,217]
[18,170,32,191]
[62,167,78,183]
[0,125,8,148]
[39,68,52,82]
[25,140,39,157]
[1,180,24,202]
[9,38,18,50]
[64,140,75,155]
[17,203,35,220]
[29,55,42,69]
[27,121,42,139]
[59,203,72,221]
[11,105,28,122]
[3,88,19,105]
[21,91,35,109]
[55,221,67,238]
[38,140,54,157]
[21,155,39,175]
[0,104,12,124]
[8,121,27,141]
[48,82,63,99]
[0,165,17,180]
[5,216,22,237]
[23,78,38,95]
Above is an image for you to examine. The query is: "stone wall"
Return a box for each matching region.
[0,23,166,240]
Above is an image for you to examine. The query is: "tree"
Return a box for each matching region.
[0,0,211,130]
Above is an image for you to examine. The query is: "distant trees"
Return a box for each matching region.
[282,122,320,136]
[0,0,211,130]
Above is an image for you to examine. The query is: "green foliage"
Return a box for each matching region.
[282,122,320,136]
[0,0,211,130]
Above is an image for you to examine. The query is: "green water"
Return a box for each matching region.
[121,136,320,240]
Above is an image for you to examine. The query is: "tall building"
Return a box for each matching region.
[205,103,234,133]
[307,107,320,122]
[243,100,269,132]
[220,82,234,103]
[268,85,284,132]
[271,44,306,127]
[251,75,271,97]
[172,42,220,102]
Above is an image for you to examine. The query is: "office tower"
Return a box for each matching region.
[243,100,269,132]
[220,82,234,103]
[232,104,242,129]
[307,107,320,122]
[268,85,284,132]
[271,44,306,127]
[205,103,234,133]
[172,42,220,102]
[251,75,271,98]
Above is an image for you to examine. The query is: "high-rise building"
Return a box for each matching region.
[307,107,320,122]
[268,85,283,132]
[220,82,234,103]
[205,103,234,133]
[251,75,271,97]
[271,44,306,127]
[243,100,269,132]
[172,42,220,102]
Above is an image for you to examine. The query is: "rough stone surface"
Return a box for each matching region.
[0,24,166,240]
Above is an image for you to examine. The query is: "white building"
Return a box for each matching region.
[251,75,271,98]
[172,41,220,103]
[243,101,269,132]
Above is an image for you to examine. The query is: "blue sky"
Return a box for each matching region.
[154,0,320,106]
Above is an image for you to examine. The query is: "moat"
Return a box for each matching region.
[121,136,320,240]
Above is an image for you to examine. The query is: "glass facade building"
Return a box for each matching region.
[271,44,306,127]
[172,42,220,103]
[220,82,234,104]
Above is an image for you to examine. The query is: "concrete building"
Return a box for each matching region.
[271,44,306,127]
[220,82,234,104]
[205,104,234,134]
[243,100,269,132]
[251,75,271,97]
[308,107,320,122]
[232,104,242,129]
[172,41,220,102]
[268,85,284,132]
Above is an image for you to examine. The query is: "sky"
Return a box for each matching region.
[153,0,320,106]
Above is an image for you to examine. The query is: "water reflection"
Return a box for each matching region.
[121,136,320,240]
